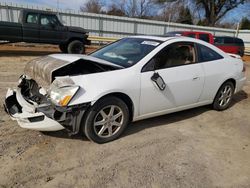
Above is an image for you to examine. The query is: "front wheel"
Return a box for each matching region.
[59,44,67,53]
[83,96,129,143]
[67,40,85,54]
[213,81,234,111]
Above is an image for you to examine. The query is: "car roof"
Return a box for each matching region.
[167,31,212,35]
[128,35,179,42]
[127,35,209,43]
[214,36,243,40]
[21,9,56,15]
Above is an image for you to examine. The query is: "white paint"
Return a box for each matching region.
[5,36,247,131]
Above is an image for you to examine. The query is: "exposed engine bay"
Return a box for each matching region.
[19,77,47,105]
[52,59,118,79]
[12,54,118,134]
[24,55,121,89]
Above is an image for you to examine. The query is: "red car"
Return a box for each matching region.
[214,36,245,57]
[166,31,214,44]
[166,31,245,57]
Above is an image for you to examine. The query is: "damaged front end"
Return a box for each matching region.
[4,54,120,133]
[4,75,90,134]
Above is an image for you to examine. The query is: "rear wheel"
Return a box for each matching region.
[67,40,85,54]
[213,81,234,111]
[239,50,244,57]
[83,96,129,143]
[59,44,67,53]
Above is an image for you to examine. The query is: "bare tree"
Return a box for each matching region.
[80,0,103,14]
[126,0,137,17]
[107,4,126,16]
[155,0,248,26]
[121,0,154,18]
[137,0,154,18]
[156,0,186,22]
[176,5,193,24]
[196,0,246,26]
[80,0,248,26]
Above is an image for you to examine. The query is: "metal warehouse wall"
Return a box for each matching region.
[0,2,250,47]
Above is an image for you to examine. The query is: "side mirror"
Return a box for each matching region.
[151,72,166,90]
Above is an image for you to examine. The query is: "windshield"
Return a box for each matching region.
[90,38,162,68]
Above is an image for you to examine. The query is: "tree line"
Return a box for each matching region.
[80,0,250,29]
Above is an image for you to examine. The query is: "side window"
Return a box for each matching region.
[214,37,224,44]
[198,44,223,62]
[142,42,197,72]
[187,34,196,38]
[224,37,234,44]
[199,34,210,42]
[26,13,38,24]
[40,15,59,26]
[235,38,244,46]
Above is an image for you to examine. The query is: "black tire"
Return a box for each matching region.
[67,40,85,54]
[83,96,129,143]
[213,81,234,111]
[59,44,67,53]
[239,50,244,57]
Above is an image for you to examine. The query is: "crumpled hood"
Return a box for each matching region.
[67,26,87,34]
[24,54,122,89]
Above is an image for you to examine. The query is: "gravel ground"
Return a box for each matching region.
[0,46,250,188]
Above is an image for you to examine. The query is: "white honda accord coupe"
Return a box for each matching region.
[4,36,246,143]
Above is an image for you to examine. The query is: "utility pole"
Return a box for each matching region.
[167,13,172,32]
[57,0,59,18]
[57,0,59,10]
[131,0,136,17]
[235,22,240,37]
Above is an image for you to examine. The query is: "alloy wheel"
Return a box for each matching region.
[218,85,233,107]
[93,105,124,138]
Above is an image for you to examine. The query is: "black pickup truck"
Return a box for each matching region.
[0,9,90,54]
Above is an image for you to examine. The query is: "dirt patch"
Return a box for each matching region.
[243,55,250,62]
[0,43,98,56]
[0,46,250,188]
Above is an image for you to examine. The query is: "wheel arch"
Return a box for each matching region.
[59,37,83,46]
[213,78,236,102]
[66,37,86,44]
[224,78,236,89]
[95,92,134,122]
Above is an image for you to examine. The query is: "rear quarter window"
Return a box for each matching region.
[234,38,244,46]
[198,44,223,62]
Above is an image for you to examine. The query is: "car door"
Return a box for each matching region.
[139,42,205,116]
[22,12,40,42]
[39,14,67,44]
[196,43,226,102]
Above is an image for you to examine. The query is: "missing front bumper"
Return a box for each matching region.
[4,88,63,132]
[4,88,90,134]
[37,102,90,134]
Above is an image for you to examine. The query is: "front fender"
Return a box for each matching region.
[68,69,141,118]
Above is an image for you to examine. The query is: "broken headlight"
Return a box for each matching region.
[49,85,79,107]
